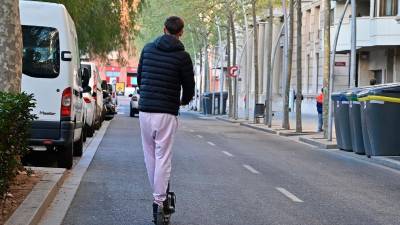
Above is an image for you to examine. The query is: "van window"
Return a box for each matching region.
[22,26,60,78]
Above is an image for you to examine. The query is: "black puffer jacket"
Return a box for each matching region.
[137,35,195,116]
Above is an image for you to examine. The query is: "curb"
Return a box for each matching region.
[239,123,278,134]
[370,156,400,171]
[215,116,245,124]
[279,131,318,137]
[298,136,338,149]
[5,167,67,225]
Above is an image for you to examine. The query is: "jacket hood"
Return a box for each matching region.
[154,35,185,52]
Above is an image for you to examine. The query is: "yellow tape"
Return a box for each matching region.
[358,95,400,104]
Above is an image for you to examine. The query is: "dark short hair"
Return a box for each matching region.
[164,16,184,35]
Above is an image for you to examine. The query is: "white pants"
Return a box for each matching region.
[139,112,178,205]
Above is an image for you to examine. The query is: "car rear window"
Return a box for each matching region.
[22,25,60,78]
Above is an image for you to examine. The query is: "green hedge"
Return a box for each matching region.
[0,92,36,198]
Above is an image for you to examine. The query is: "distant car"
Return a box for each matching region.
[81,62,104,130]
[102,82,116,120]
[81,67,95,140]
[129,92,140,117]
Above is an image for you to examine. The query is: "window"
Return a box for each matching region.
[315,53,320,93]
[330,9,334,26]
[22,26,60,78]
[315,6,321,39]
[307,54,312,93]
[306,9,311,41]
[373,70,383,84]
[377,0,398,16]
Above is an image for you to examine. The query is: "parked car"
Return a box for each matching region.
[81,67,95,140]
[102,81,116,120]
[129,91,140,117]
[20,1,84,169]
[81,62,104,130]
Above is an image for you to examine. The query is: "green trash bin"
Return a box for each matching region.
[357,89,373,157]
[358,83,400,156]
[331,91,353,151]
[345,88,367,154]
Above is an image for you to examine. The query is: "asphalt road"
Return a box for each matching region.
[62,97,400,225]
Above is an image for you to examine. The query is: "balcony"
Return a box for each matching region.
[332,16,400,52]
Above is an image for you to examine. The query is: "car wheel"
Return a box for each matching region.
[87,125,94,137]
[73,128,84,157]
[82,124,87,142]
[57,141,73,169]
[130,107,135,117]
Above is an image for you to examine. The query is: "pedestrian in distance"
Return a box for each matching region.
[316,88,324,132]
[137,16,195,225]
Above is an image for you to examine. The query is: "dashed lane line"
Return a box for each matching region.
[207,141,215,146]
[222,151,234,157]
[189,129,195,133]
[196,135,203,139]
[243,164,260,174]
[276,187,304,203]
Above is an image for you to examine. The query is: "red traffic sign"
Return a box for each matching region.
[228,66,238,77]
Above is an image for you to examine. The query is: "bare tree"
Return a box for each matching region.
[227,20,233,118]
[0,1,23,93]
[265,0,274,125]
[282,0,294,129]
[322,0,331,137]
[252,0,260,123]
[230,10,239,120]
[295,0,302,132]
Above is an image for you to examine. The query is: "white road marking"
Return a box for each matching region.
[190,129,195,133]
[222,151,234,157]
[207,141,215,146]
[243,164,260,174]
[276,187,304,203]
[196,135,203,138]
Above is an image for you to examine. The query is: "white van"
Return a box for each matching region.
[20,1,86,169]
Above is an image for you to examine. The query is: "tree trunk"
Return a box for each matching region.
[265,1,273,125]
[323,0,331,138]
[0,0,23,93]
[227,22,233,118]
[199,47,204,111]
[252,0,259,123]
[204,40,209,94]
[230,11,238,120]
[282,0,294,130]
[295,0,302,132]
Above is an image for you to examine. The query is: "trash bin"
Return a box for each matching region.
[358,83,400,156]
[210,92,228,115]
[345,88,367,154]
[202,93,212,115]
[202,92,228,115]
[357,89,373,157]
[331,91,352,151]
